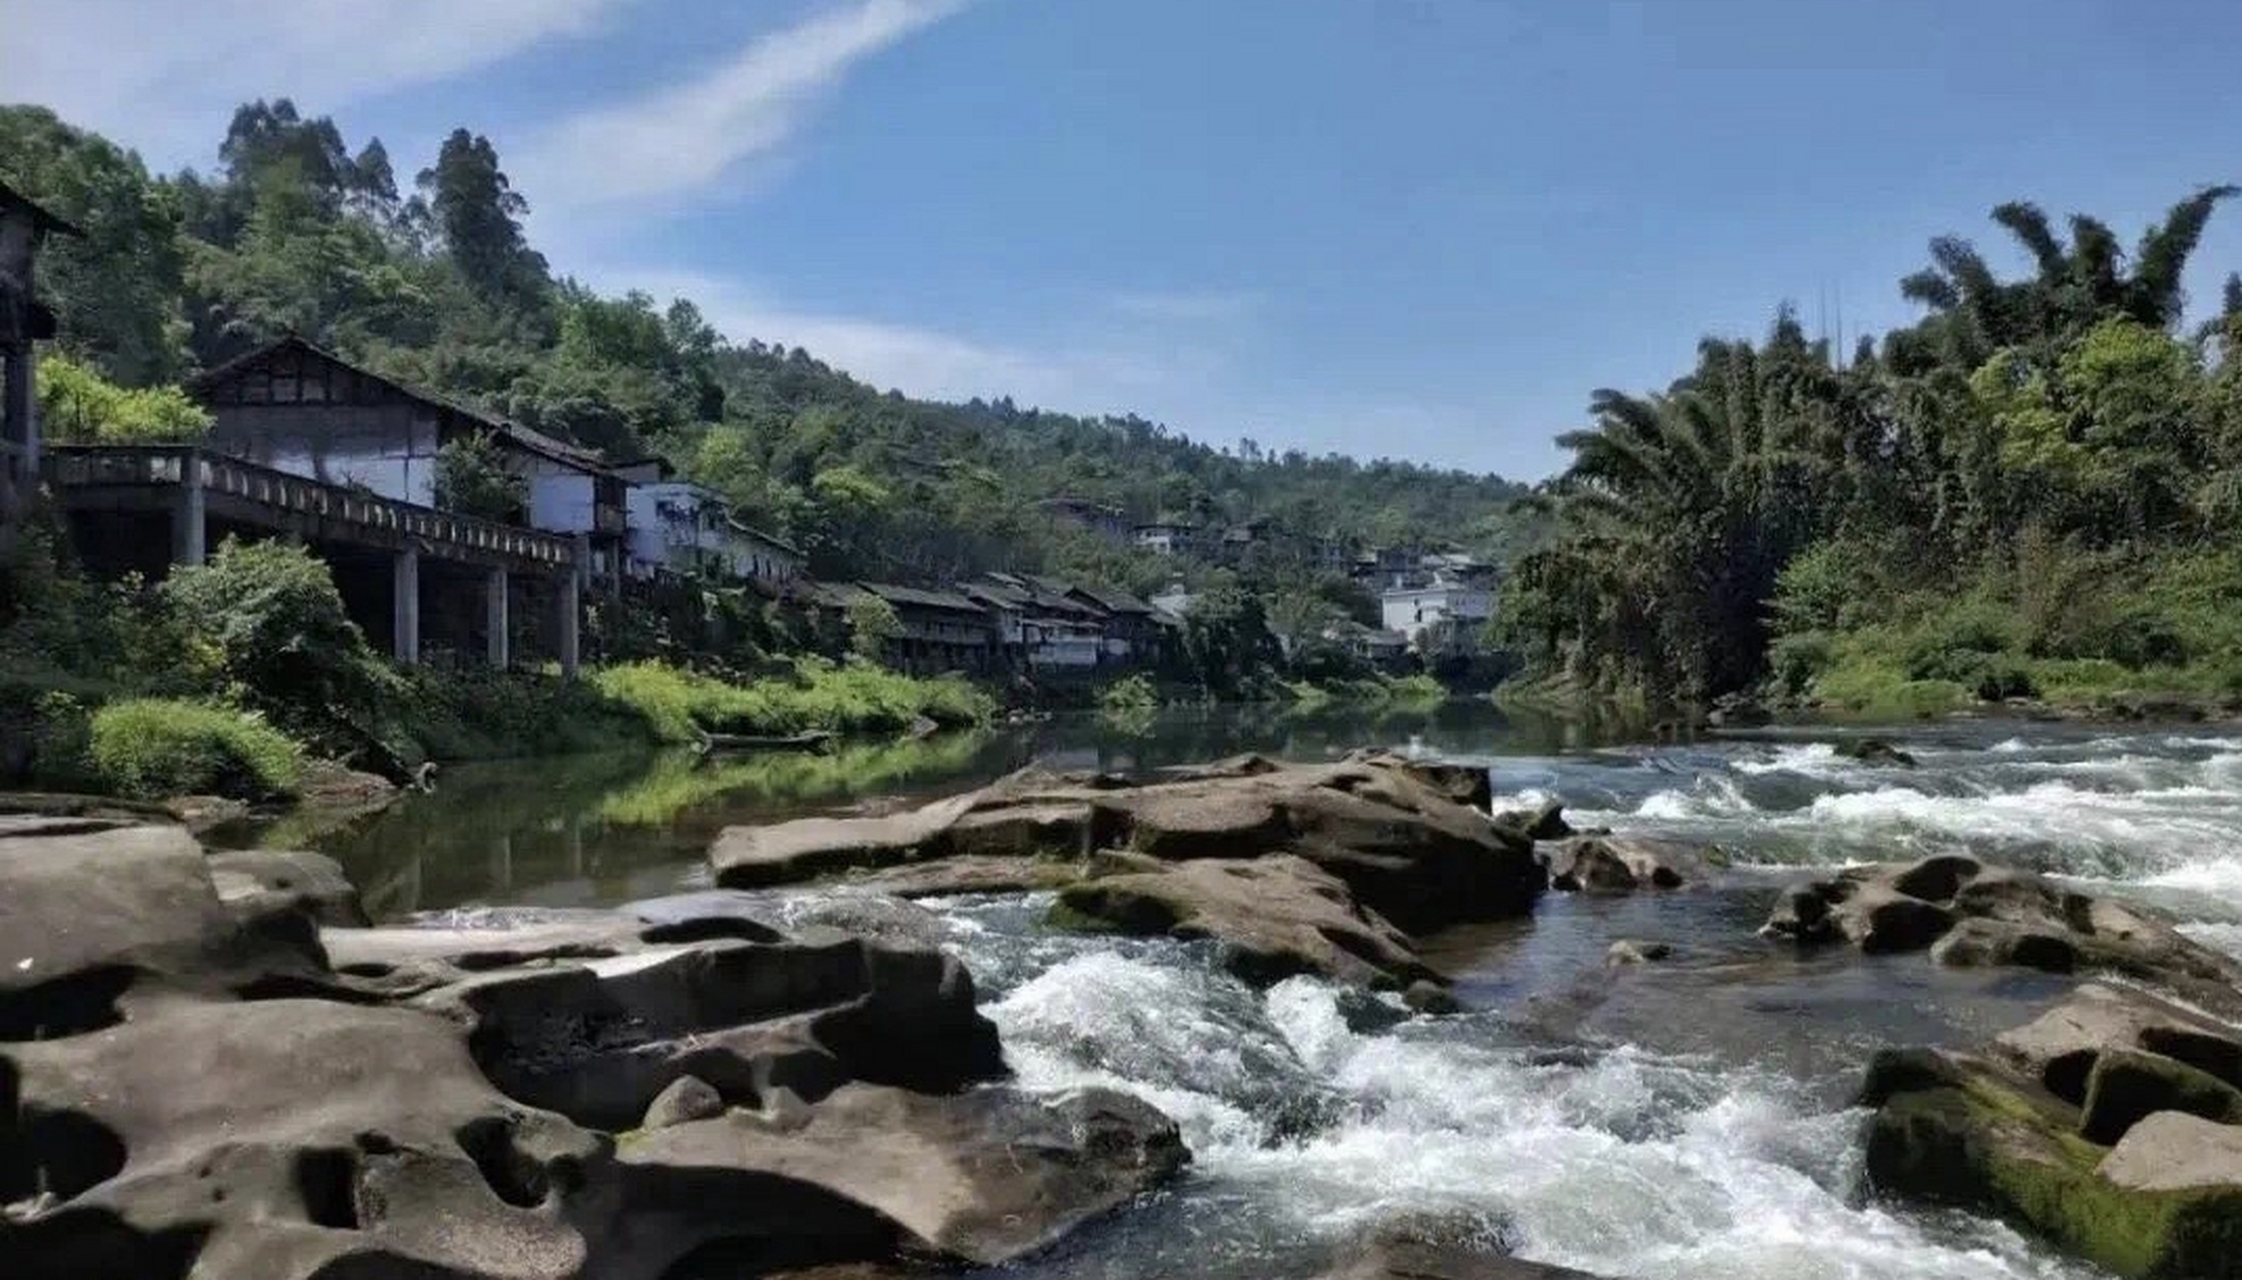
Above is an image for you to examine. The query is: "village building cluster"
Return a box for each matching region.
[2,182,1492,679]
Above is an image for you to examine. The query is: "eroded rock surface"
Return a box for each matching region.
[1762,855,2242,1005]
[712,754,1539,936]
[0,816,1185,1279]
[1052,853,1440,989]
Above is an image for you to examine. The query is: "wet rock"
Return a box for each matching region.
[1606,939,1674,966]
[1492,798,1572,844]
[1544,835,1704,893]
[1319,1212,1608,1279]
[1997,984,2242,1106]
[643,1074,726,1130]
[162,793,251,831]
[2079,1047,2242,1145]
[1762,858,2242,1001]
[1837,737,1918,768]
[1865,983,2242,1278]
[712,755,1543,935]
[618,1083,1187,1267]
[1403,980,1464,1014]
[1052,854,1440,989]
[208,847,370,928]
[836,853,1086,898]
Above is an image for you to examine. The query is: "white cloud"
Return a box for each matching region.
[0,0,624,167]
[518,0,966,212]
[621,268,1175,412]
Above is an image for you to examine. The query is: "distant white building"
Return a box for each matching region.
[619,467,802,586]
[1133,520,1200,556]
[1381,576,1492,650]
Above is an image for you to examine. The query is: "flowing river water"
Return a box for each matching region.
[236,706,2242,1279]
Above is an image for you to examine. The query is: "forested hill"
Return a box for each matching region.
[0,100,1534,591]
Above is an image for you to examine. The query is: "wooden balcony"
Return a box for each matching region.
[48,445,579,574]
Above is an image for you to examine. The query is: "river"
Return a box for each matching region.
[241,705,2242,1279]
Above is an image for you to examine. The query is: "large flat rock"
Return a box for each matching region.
[709,755,1539,934]
[619,1083,1187,1266]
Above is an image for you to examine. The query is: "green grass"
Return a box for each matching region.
[1287,672,1450,708]
[87,698,305,800]
[591,657,996,745]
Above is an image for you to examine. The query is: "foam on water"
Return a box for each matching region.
[977,953,2094,1280]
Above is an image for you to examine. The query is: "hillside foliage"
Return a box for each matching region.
[1503,187,2242,711]
[2,100,1533,598]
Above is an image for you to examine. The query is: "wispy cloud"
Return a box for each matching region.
[0,0,623,167]
[622,268,1171,412]
[519,0,967,212]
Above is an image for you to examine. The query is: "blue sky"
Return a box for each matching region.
[10,0,2242,478]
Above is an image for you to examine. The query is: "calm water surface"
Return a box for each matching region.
[250,706,2242,1280]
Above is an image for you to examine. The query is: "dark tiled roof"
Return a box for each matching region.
[1069,584,1153,615]
[192,336,610,475]
[860,582,986,614]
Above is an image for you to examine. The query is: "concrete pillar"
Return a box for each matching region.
[555,557,582,679]
[171,454,206,567]
[485,566,510,670]
[1,346,30,520]
[393,543,421,665]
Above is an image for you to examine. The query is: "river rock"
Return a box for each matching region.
[1837,737,1918,767]
[2,817,1188,1278]
[1052,854,1440,989]
[1995,983,2242,1106]
[1606,939,1674,966]
[0,820,338,1038]
[617,1082,1187,1267]
[1761,856,2242,1001]
[1493,798,1572,844]
[713,755,1541,935]
[207,847,370,927]
[1863,982,2242,1278]
[1318,1213,1609,1279]
[1543,835,1702,893]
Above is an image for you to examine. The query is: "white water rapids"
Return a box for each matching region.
[888,725,2242,1279]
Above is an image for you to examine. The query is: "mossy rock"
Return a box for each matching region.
[2081,1048,2242,1145]
[1865,1050,2242,1278]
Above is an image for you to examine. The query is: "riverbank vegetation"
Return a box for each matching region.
[0,530,993,798]
[1504,188,2242,716]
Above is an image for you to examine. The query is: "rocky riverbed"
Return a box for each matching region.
[12,734,2242,1278]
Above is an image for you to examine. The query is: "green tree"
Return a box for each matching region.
[417,129,546,308]
[845,595,903,664]
[0,105,190,383]
[432,433,529,521]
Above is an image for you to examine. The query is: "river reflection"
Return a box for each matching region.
[242,699,1601,919]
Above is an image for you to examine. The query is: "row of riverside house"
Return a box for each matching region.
[25,318,1172,678]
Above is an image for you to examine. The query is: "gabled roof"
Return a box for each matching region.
[1069,583,1153,616]
[191,336,610,476]
[860,582,986,615]
[0,178,84,239]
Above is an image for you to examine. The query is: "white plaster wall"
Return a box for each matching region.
[210,405,439,506]
[529,472,596,534]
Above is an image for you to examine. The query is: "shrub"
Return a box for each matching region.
[591,658,995,744]
[432,433,529,522]
[88,698,304,800]
[1768,630,1835,696]
[161,538,390,751]
[1097,673,1161,714]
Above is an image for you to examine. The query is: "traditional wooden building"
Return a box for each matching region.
[191,337,629,582]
